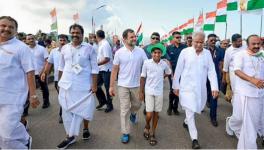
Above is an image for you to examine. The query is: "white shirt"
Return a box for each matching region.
[97,39,113,71]
[29,44,49,75]
[113,46,147,88]
[173,47,218,113]
[234,50,264,97]
[58,42,99,91]
[141,59,171,96]
[223,45,246,72]
[47,47,61,81]
[0,37,34,104]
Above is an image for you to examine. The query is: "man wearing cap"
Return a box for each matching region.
[167,31,187,115]
[173,32,218,149]
[140,43,171,146]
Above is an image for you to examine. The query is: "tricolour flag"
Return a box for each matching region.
[50,8,58,32]
[195,12,204,31]
[136,22,143,45]
[185,18,194,34]
[203,11,216,31]
[73,13,80,23]
[216,0,227,22]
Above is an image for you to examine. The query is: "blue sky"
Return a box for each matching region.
[0,0,263,41]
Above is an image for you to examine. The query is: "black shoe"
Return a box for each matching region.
[192,139,201,149]
[183,122,189,131]
[173,109,180,115]
[59,116,63,124]
[105,106,113,113]
[167,108,172,116]
[261,136,264,146]
[57,136,76,149]
[83,129,91,140]
[42,103,50,109]
[96,103,106,109]
[211,120,218,127]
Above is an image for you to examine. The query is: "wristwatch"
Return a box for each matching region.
[30,95,38,99]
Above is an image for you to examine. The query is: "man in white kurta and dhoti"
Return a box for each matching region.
[0,16,40,149]
[172,32,218,149]
[57,24,99,149]
[226,35,264,149]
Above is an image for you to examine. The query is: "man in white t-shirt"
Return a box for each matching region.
[110,29,147,144]
[95,30,114,113]
[41,34,68,123]
[26,34,50,109]
[0,16,40,149]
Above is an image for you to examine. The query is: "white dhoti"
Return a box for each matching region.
[227,94,262,149]
[0,104,29,149]
[59,87,96,137]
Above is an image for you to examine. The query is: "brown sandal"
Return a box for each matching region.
[143,127,150,140]
[149,134,157,146]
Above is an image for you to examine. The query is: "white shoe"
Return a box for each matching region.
[225,117,234,136]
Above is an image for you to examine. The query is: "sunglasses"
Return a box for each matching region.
[151,37,160,40]
[175,36,181,39]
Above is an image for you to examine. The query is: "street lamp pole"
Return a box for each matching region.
[92,4,107,34]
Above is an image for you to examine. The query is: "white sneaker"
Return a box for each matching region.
[225,117,234,136]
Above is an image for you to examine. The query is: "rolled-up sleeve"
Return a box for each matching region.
[20,47,35,73]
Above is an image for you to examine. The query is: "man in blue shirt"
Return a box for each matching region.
[205,34,224,127]
[167,31,187,115]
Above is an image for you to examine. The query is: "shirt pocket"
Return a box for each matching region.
[0,50,14,67]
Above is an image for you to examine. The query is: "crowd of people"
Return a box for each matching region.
[0,15,264,149]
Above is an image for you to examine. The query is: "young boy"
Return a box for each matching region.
[139,43,171,146]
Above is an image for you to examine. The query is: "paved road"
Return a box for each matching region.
[27,79,262,149]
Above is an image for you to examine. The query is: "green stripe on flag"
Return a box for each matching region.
[203,24,215,31]
[227,2,238,11]
[137,33,143,45]
[247,0,264,10]
[216,15,227,22]
[51,22,57,31]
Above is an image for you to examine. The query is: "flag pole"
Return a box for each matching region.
[225,22,228,40]
[240,11,243,35]
[260,11,263,37]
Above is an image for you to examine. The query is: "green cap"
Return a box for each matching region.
[147,43,167,56]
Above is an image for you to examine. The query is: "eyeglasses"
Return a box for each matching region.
[151,37,160,40]
[175,36,181,39]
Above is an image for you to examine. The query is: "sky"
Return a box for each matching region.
[0,0,263,41]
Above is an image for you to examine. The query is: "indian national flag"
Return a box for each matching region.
[179,22,188,35]
[136,22,143,45]
[216,0,227,22]
[73,13,80,23]
[195,13,204,31]
[50,8,58,32]
[169,27,179,34]
[239,0,264,12]
[203,11,216,31]
[185,18,194,34]
[227,0,238,11]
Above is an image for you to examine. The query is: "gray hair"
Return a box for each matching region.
[192,32,205,40]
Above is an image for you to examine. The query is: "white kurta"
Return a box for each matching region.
[0,37,34,148]
[58,42,99,120]
[228,50,264,149]
[47,47,61,81]
[172,47,218,113]
[29,44,49,75]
